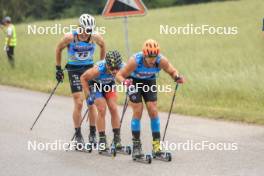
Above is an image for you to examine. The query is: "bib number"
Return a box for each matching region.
[75,51,90,61]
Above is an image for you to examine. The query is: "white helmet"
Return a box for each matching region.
[79,14,96,30]
[3,16,11,23]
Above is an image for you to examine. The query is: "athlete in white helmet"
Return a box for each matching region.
[55,14,106,149]
[79,14,96,30]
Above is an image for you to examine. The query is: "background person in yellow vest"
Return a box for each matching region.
[3,16,16,68]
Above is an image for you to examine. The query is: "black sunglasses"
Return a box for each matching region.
[85,28,92,34]
[78,27,92,34]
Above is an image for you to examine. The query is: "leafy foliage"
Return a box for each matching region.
[0,0,227,23]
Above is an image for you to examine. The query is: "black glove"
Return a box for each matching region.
[174,74,185,84]
[56,66,64,83]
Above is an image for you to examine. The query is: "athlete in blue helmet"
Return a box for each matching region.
[55,14,106,148]
[116,39,185,159]
[81,50,124,152]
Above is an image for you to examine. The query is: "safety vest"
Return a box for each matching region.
[5,24,17,46]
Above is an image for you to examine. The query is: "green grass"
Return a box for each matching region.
[0,0,264,124]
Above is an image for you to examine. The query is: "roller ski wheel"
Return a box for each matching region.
[132,139,151,164]
[99,147,116,157]
[132,153,152,164]
[146,154,152,164]
[111,137,131,155]
[75,145,92,153]
[74,143,92,153]
[152,151,172,162]
[115,145,132,155]
[124,145,132,155]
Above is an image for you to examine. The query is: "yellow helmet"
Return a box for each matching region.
[142,39,160,57]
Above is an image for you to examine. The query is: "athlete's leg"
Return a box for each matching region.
[145,101,160,140]
[105,91,122,147]
[72,92,84,128]
[86,86,99,145]
[143,78,161,153]
[129,79,145,156]
[72,92,85,146]
[95,96,108,150]
[145,101,162,154]
[87,104,97,132]
[128,78,144,140]
[87,81,97,136]
[142,79,160,140]
[130,102,143,140]
[68,66,87,144]
[95,97,107,132]
[105,91,119,129]
[130,102,144,157]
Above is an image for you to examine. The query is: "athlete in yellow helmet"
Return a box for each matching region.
[116,39,185,161]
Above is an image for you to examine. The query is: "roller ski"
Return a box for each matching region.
[73,130,92,153]
[111,134,131,155]
[98,136,116,157]
[132,139,152,164]
[152,140,172,162]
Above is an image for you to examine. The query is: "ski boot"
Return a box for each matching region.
[88,133,97,148]
[74,131,91,152]
[111,134,131,155]
[152,139,172,162]
[132,139,151,164]
[98,135,116,157]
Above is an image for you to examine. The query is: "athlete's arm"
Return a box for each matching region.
[80,66,100,99]
[92,34,106,60]
[55,33,73,67]
[116,57,137,83]
[159,56,180,80]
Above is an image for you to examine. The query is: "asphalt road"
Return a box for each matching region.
[0,85,263,176]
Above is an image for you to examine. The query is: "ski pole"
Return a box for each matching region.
[120,94,129,128]
[30,81,61,130]
[67,108,89,150]
[162,83,179,141]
